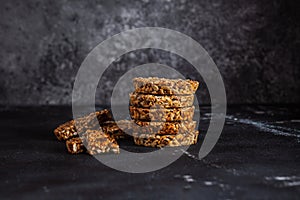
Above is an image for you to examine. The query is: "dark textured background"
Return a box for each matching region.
[0,0,299,105]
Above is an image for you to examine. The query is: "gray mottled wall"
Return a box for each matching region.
[0,0,299,105]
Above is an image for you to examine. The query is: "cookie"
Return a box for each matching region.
[133,77,199,95]
[133,131,199,147]
[130,92,194,108]
[129,106,195,122]
[133,120,197,135]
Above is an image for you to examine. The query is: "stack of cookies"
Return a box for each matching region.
[129,77,199,148]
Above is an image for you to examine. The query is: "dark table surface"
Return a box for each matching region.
[1,105,300,199]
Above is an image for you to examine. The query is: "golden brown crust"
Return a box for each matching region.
[133,120,197,135]
[133,77,199,95]
[129,106,195,122]
[129,93,194,108]
[133,131,199,147]
[66,137,85,154]
[83,130,120,155]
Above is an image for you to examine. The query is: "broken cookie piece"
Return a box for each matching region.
[66,137,85,154]
[75,109,113,134]
[65,129,120,155]
[54,120,77,141]
[83,130,120,155]
[101,120,133,139]
[54,109,113,141]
